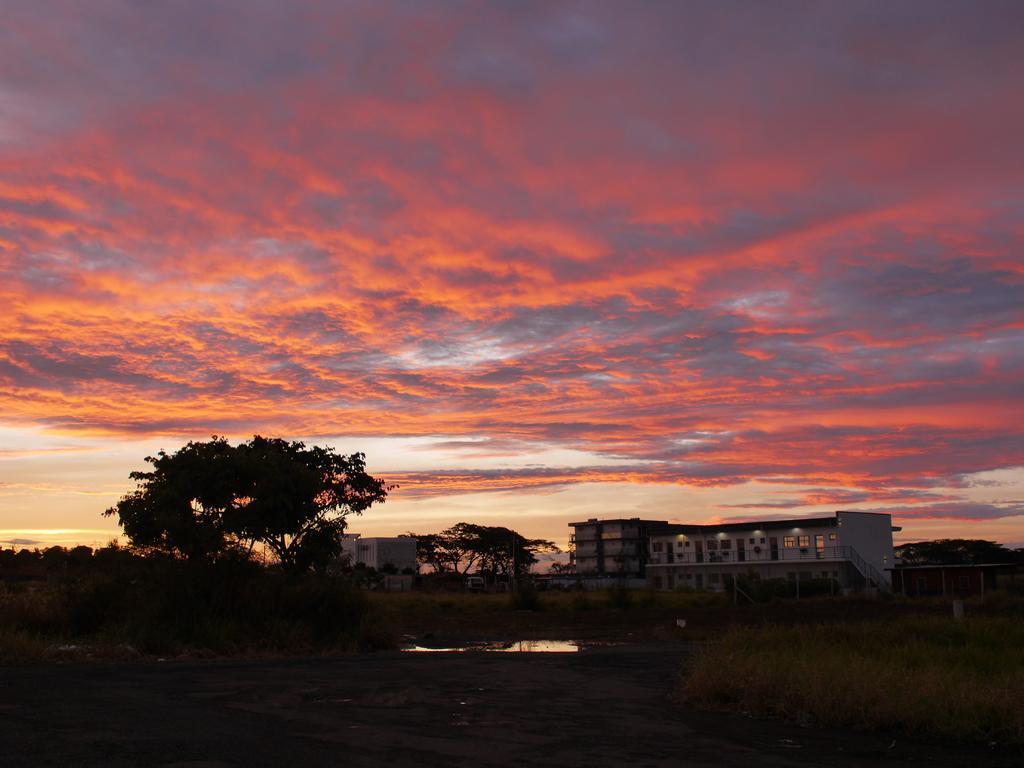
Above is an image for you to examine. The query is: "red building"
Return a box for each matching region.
[890,564,1006,598]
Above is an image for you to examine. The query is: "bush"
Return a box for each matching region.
[0,554,394,657]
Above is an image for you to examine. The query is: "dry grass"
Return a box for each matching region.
[678,615,1024,745]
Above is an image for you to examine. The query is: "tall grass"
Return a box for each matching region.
[678,616,1024,745]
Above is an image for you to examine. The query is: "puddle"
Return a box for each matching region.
[403,639,585,653]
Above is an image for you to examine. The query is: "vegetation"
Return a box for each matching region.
[896,538,1024,566]
[409,522,559,580]
[0,545,393,658]
[105,436,391,573]
[678,616,1024,745]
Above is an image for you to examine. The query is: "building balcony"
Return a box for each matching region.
[648,546,853,566]
[601,541,639,556]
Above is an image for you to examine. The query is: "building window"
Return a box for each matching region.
[653,542,663,552]
[798,535,810,547]
[760,537,766,544]
[828,533,837,542]
[749,537,755,544]
[709,573,720,584]
[720,539,731,550]
[815,535,825,549]
[706,540,718,551]
[784,536,796,548]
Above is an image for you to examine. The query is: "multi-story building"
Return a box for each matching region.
[568,518,670,583]
[340,534,418,573]
[645,511,896,591]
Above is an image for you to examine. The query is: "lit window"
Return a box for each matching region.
[784,536,796,548]
[828,533,837,542]
[798,535,810,547]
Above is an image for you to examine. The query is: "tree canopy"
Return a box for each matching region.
[409,522,559,578]
[105,436,391,572]
[895,538,1024,566]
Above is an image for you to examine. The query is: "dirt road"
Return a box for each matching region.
[1,645,1016,767]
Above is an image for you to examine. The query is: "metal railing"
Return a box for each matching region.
[649,545,851,565]
[647,544,890,590]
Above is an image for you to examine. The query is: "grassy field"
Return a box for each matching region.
[678,615,1024,745]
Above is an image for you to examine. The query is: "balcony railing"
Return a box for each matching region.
[648,545,856,566]
[647,545,890,591]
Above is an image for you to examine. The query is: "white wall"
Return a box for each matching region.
[836,511,894,585]
[340,535,418,572]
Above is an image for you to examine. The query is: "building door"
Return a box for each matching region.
[695,540,704,564]
[737,538,746,562]
[769,537,779,561]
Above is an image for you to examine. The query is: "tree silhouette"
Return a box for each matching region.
[896,539,1023,566]
[105,436,391,572]
[409,522,558,578]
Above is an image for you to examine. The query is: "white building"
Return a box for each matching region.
[340,534,418,573]
[645,511,897,592]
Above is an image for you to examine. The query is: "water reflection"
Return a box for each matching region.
[403,639,582,653]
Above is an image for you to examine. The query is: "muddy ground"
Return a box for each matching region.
[1,643,1018,767]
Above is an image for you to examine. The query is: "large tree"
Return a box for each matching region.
[409,522,559,578]
[106,436,391,572]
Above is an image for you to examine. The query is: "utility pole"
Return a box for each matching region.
[510,536,516,593]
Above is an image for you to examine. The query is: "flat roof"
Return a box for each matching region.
[655,516,838,535]
[890,563,1012,571]
[572,512,896,534]
[568,518,672,526]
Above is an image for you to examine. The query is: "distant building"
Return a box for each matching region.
[340,534,418,573]
[645,511,896,592]
[568,518,671,586]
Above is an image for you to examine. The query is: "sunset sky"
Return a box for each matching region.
[1,1,1022,554]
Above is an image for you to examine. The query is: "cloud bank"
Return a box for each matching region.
[1,2,1022,528]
